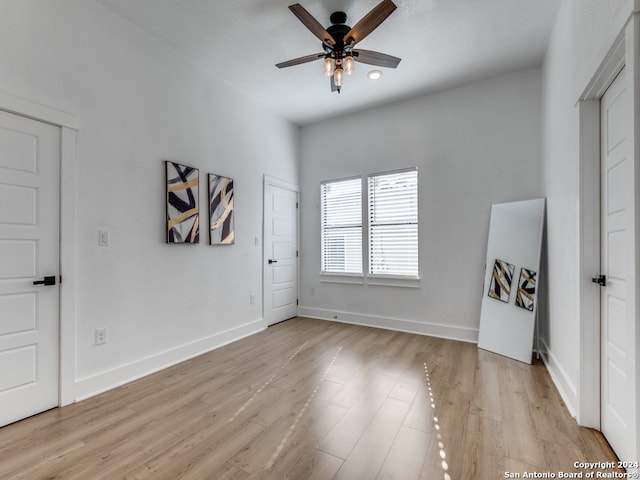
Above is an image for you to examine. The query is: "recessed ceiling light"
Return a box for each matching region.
[368,70,383,80]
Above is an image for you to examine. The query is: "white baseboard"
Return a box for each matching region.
[74,318,266,401]
[538,337,578,418]
[298,306,478,343]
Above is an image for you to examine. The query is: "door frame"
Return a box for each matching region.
[578,12,639,450]
[0,91,79,407]
[262,175,300,326]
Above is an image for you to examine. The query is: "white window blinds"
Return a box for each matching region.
[368,169,418,277]
[321,177,363,274]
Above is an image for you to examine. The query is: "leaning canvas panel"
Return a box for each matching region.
[477,198,546,364]
[165,161,200,244]
[515,268,536,311]
[209,173,234,245]
[488,258,515,303]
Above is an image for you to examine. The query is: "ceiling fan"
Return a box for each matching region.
[276,0,401,93]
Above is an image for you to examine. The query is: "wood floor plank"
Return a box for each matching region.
[388,374,421,403]
[459,414,505,479]
[428,387,472,480]
[403,385,438,434]
[318,373,397,459]
[247,401,347,478]
[333,397,411,480]
[0,317,622,479]
[376,426,430,480]
[130,419,266,480]
[418,431,453,480]
[470,350,502,421]
[182,462,249,480]
[248,449,343,480]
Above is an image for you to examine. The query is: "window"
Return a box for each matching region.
[368,169,418,277]
[321,177,362,274]
[321,168,419,280]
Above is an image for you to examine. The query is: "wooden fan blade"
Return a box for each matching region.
[289,4,336,45]
[276,53,325,68]
[353,49,401,68]
[344,0,397,46]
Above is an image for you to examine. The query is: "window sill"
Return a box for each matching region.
[367,275,421,288]
[319,273,420,288]
[320,273,365,284]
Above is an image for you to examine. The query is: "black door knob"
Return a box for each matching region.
[33,275,56,286]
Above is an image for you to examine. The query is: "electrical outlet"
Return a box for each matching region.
[95,328,107,345]
[250,294,255,305]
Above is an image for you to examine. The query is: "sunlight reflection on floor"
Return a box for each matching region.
[266,346,343,469]
[425,362,451,480]
[228,341,309,423]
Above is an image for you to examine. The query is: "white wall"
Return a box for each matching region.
[299,69,542,341]
[0,0,299,399]
[541,0,635,415]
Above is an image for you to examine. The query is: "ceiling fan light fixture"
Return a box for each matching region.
[368,70,383,80]
[344,55,354,75]
[324,57,335,76]
[334,66,344,87]
[276,1,400,93]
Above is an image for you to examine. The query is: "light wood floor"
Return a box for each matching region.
[0,317,620,479]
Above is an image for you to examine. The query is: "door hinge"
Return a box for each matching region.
[296,250,299,257]
[296,299,299,305]
[296,202,299,208]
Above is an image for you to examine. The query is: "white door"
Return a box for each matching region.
[599,68,634,462]
[263,179,298,326]
[0,110,60,427]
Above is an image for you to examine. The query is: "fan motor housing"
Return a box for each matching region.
[324,20,351,54]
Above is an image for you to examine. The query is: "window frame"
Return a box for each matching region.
[320,175,364,276]
[320,168,420,286]
[367,167,419,280]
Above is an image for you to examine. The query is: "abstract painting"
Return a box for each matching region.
[208,173,234,245]
[488,258,515,303]
[515,268,537,311]
[165,161,199,243]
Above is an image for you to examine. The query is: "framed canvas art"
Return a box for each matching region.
[515,268,536,311]
[165,161,199,243]
[488,258,515,303]
[208,173,234,245]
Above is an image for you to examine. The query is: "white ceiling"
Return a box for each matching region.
[96,0,560,126]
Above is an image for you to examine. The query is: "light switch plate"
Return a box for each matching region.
[95,328,107,345]
[99,230,109,246]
